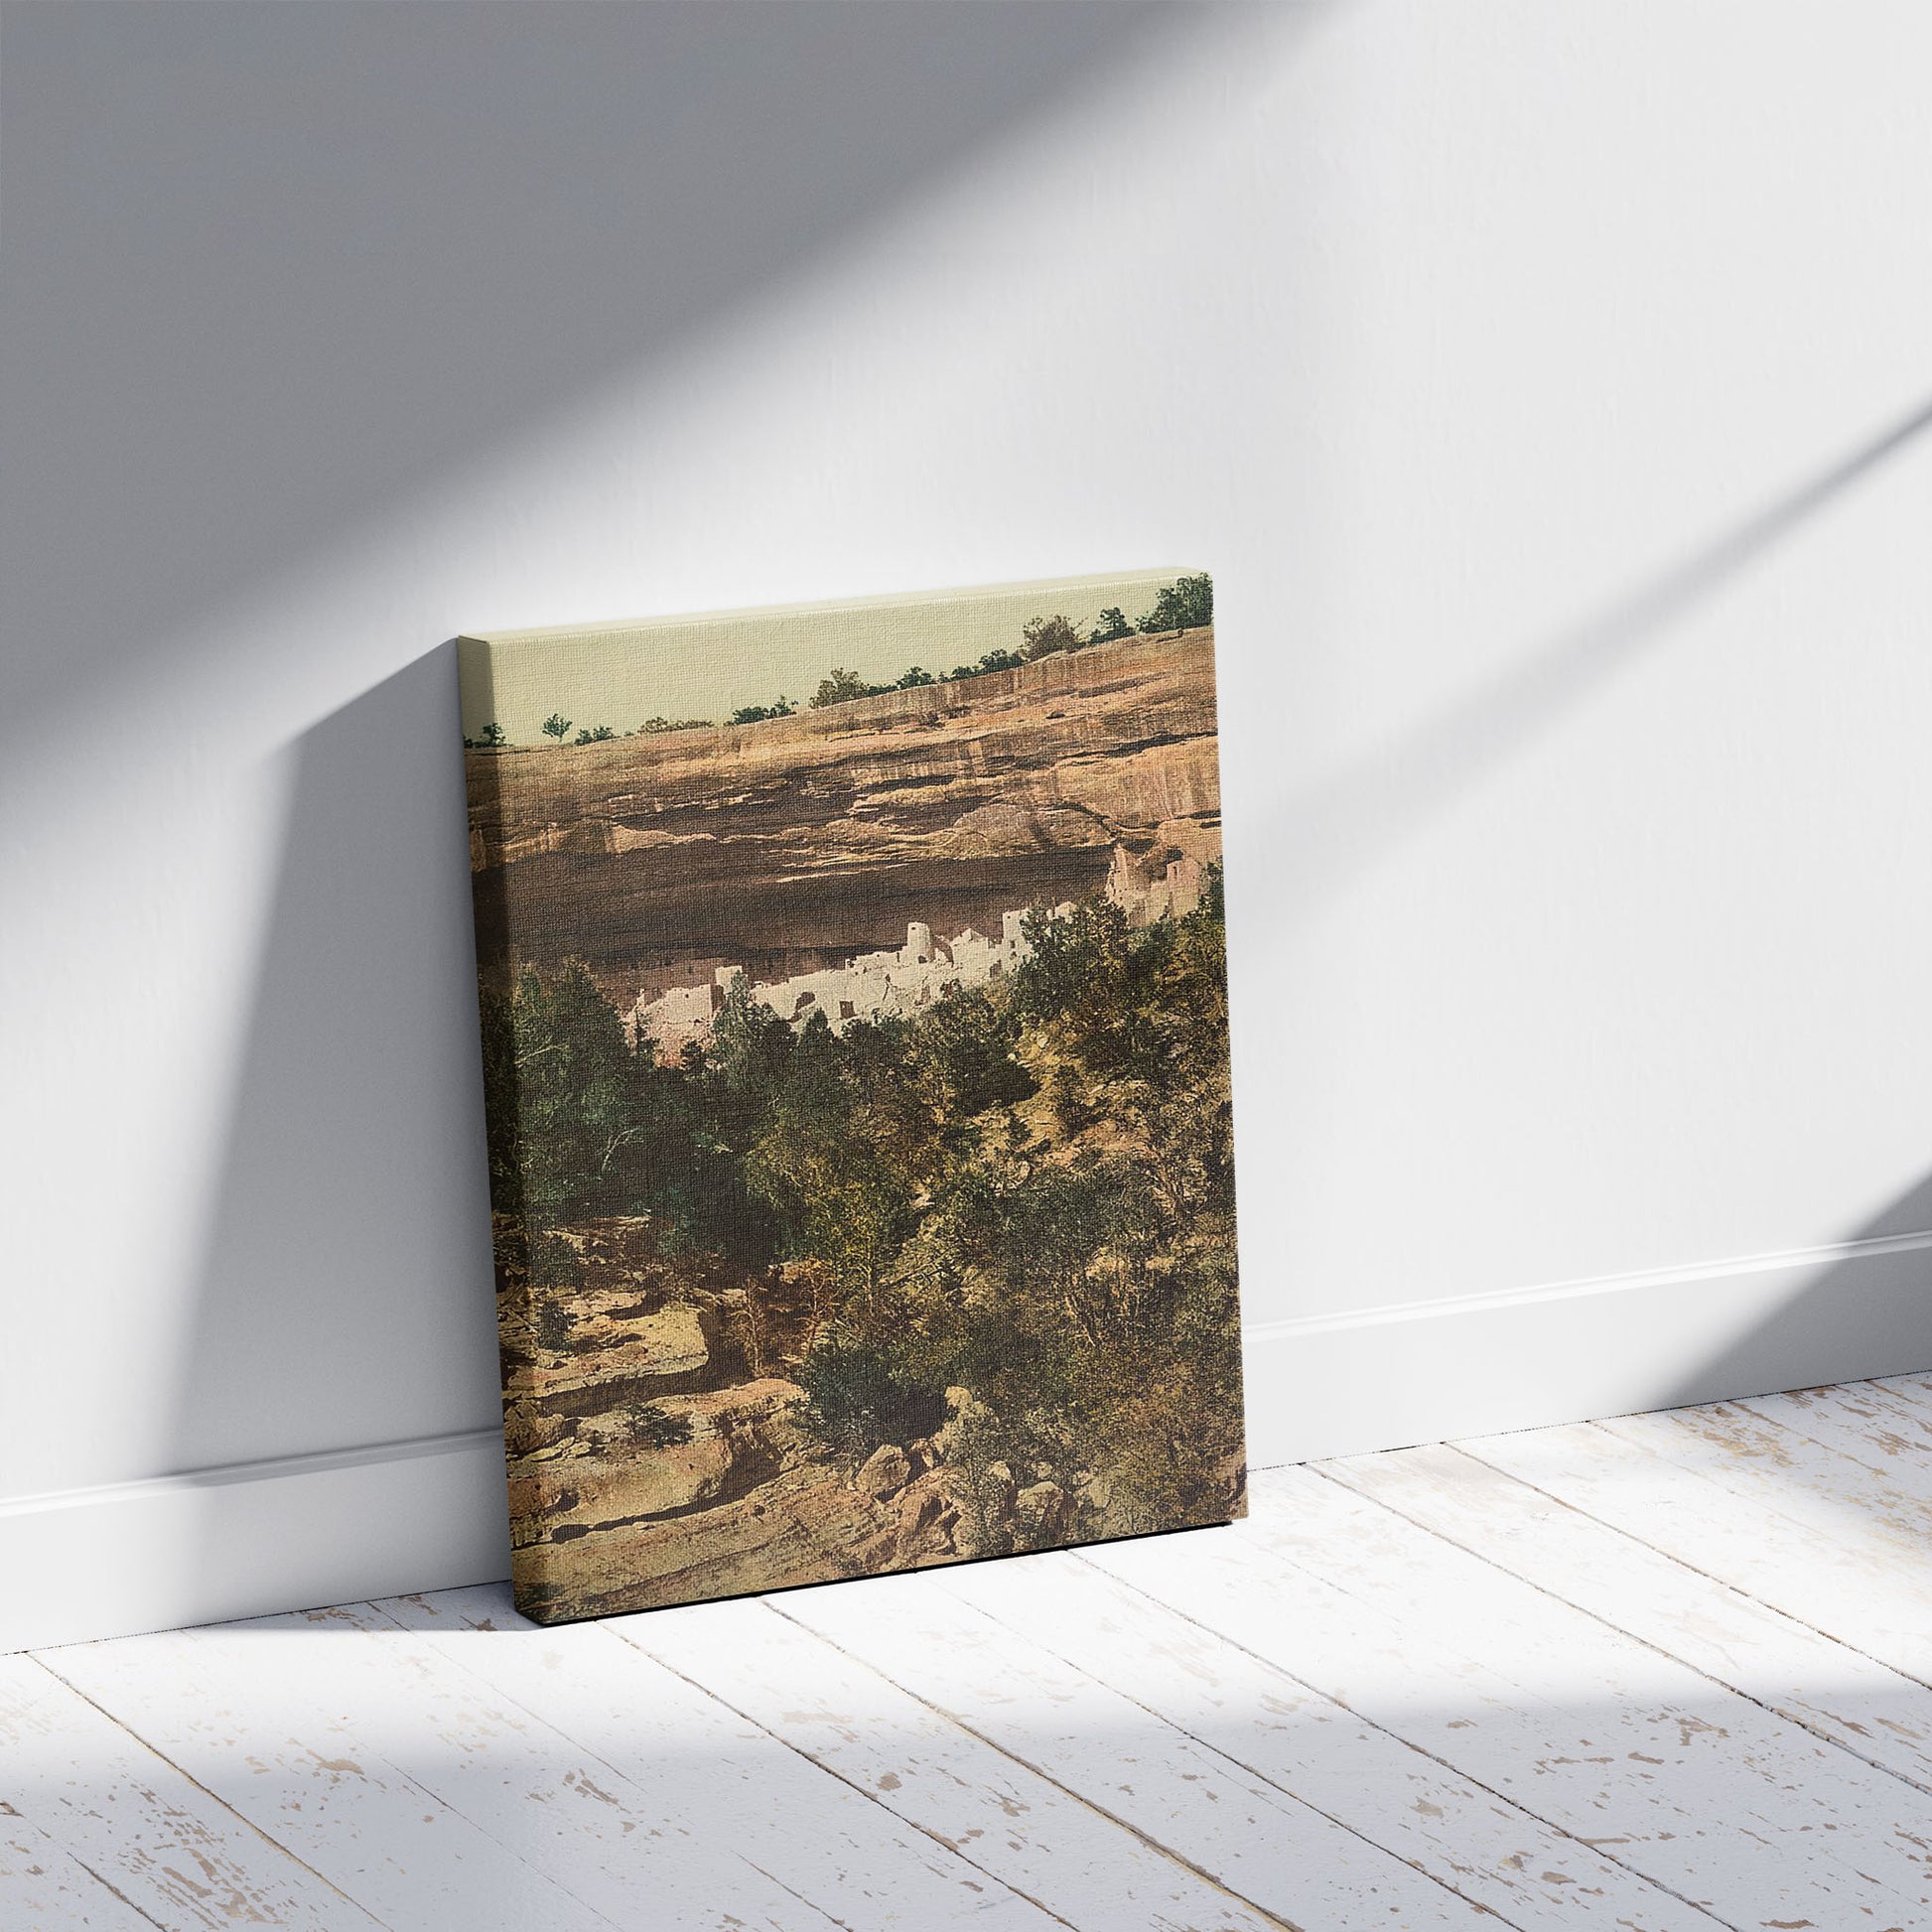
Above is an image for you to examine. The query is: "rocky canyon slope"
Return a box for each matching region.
[502,1217,1200,1619]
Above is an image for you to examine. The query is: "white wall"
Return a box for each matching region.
[6,0,1932,1648]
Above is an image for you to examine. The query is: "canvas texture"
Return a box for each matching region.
[458,570,1244,1622]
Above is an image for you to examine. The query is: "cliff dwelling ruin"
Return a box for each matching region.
[628,843,1207,1060]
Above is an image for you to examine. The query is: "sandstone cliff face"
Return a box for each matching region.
[466,628,1223,989]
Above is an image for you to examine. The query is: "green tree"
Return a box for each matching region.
[746,1016,918,1309]
[1137,573,1213,634]
[541,712,573,745]
[465,722,508,749]
[694,978,794,1162]
[1088,607,1132,645]
[574,724,616,744]
[492,961,643,1220]
[911,987,1035,1125]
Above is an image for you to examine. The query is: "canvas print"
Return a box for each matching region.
[458,570,1243,1622]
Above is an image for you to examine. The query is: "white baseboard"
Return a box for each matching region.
[1243,1227,1932,1466]
[8,1230,1931,1653]
[0,1430,508,1655]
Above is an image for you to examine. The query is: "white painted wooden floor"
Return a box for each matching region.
[10,1377,1932,1932]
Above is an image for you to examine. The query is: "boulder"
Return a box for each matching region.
[1076,1471,1114,1515]
[1015,1480,1071,1548]
[510,1432,734,1531]
[506,1379,800,1551]
[856,1444,911,1501]
[632,1303,710,1380]
[524,1300,718,1412]
[897,1480,947,1540]
[931,1389,999,1465]
[889,1476,957,1566]
[501,1397,573,1458]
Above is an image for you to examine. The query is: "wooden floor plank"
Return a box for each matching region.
[1632,1395,1932,1539]
[1327,1439,1932,1794]
[375,1581,1057,1931]
[0,1801,161,1932]
[934,1543,1715,1931]
[1087,1473,1929,1930]
[0,1652,379,1932]
[615,1589,1288,1932]
[782,1559,1492,1931]
[1466,1416,1932,1690]
[1603,1401,1932,1553]
[1594,1403,1932,1666]
[228,1599,830,1932]
[1871,1371,1932,1418]
[40,1620,632,1932]
[1737,1381,1932,1483]
[1252,1465,1932,1912]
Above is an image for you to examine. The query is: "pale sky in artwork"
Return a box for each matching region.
[458,569,1195,744]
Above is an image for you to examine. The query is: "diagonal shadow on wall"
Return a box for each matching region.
[0,0,1183,737]
[1652,1171,1932,1415]
[1275,392,1932,910]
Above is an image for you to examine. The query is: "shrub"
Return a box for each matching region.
[1021,614,1083,660]
[947,647,1027,680]
[1088,607,1132,645]
[810,668,879,709]
[809,665,939,711]
[793,1335,947,1466]
[465,722,508,749]
[533,1298,577,1354]
[541,712,573,745]
[574,725,616,744]
[730,697,796,725]
[529,1233,583,1288]
[624,1400,694,1449]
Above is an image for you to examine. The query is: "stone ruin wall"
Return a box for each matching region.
[626,842,1208,1062]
